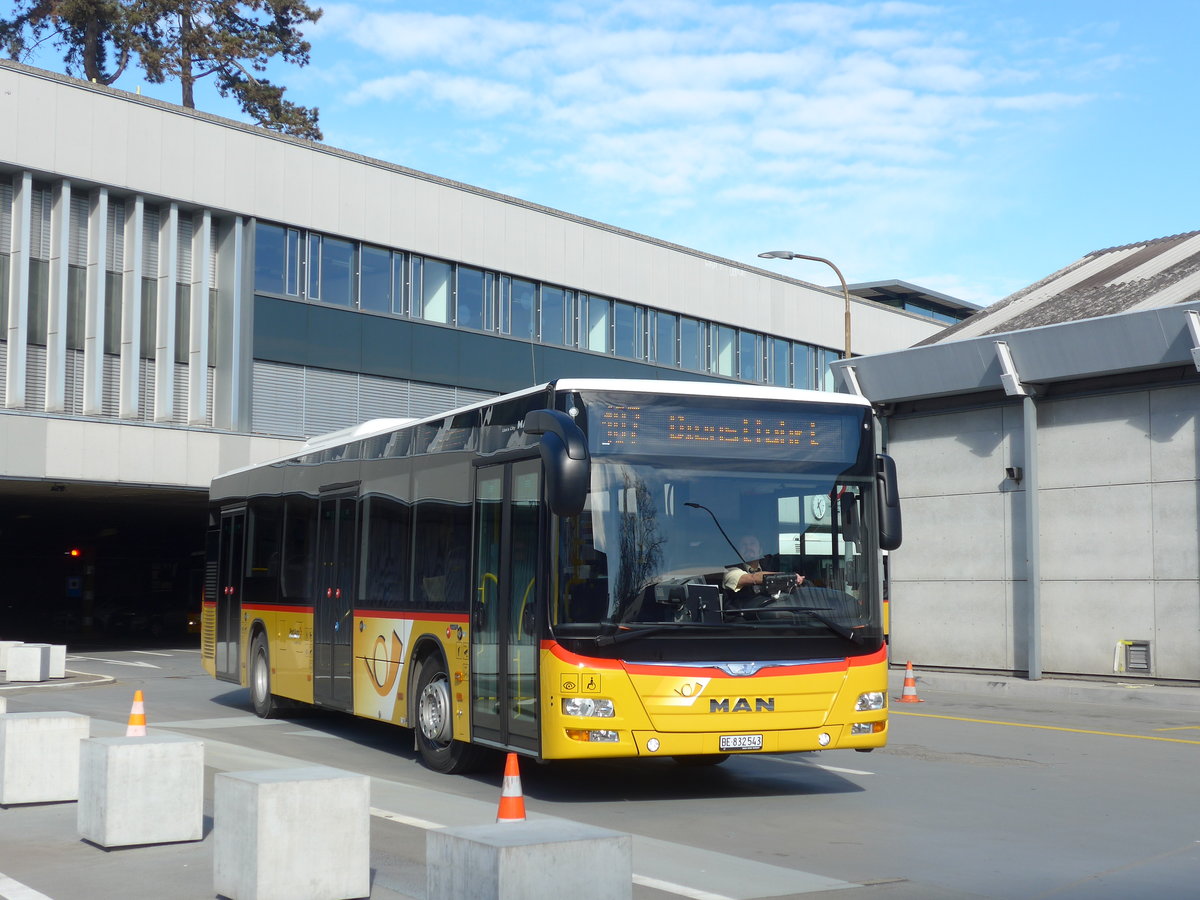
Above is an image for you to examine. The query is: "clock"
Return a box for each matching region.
[811,494,829,520]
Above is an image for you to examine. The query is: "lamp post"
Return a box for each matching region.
[758,250,852,360]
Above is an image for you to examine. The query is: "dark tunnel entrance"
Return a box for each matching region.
[0,479,209,646]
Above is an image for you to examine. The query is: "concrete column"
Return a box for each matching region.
[45,179,72,413]
[119,196,144,418]
[212,216,251,431]
[188,209,212,426]
[154,202,179,422]
[82,186,109,416]
[5,170,31,409]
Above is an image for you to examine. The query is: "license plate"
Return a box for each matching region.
[719,734,763,751]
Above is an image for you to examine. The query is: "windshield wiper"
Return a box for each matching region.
[594,622,711,646]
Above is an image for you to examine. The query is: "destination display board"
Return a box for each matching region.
[582,393,866,463]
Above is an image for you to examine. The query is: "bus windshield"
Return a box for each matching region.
[548,388,881,655]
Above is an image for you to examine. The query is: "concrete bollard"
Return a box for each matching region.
[214,766,370,900]
[22,644,67,679]
[0,641,23,670]
[6,644,50,682]
[427,820,633,900]
[0,712,90,804]
[78,735,204,847]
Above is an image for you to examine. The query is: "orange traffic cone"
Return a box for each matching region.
[126,689,147,735]
[496,752,526,823]
[895,661,924,703]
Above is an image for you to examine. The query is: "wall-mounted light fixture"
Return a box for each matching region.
[1005,466,1023,484]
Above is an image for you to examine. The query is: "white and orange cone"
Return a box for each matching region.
[125,689,147,735]
[895,661,924,703]
[496,752,526,823]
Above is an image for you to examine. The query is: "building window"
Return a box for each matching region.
[584,294,610,353]
[456,265,485,330]
[421,257,452,323]
[712,324,734,377]
[508,277,535,339]
[770,338,790,386]
[359,244,392,313]
[793,343,815,390]
[680,316,704,372]
[738,330,759,382]
[540,285,566,345]
[320,236,357,307]
[614,301,640,359]
[653,311,677,366]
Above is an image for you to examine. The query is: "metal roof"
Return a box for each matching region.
[918,230,1200,346]
[832,229,1200,405]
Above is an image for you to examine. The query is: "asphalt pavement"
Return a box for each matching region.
[0,658,1197,900]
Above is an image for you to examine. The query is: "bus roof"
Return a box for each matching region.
[214,379,870,483]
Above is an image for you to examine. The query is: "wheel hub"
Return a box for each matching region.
[418,674,453,744]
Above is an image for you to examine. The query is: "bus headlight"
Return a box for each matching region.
[566,729,620,742]
[855,691,885,711]
[562,697,615,718]
[851,722,886,735]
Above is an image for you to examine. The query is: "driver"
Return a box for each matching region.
[723,535,805,597]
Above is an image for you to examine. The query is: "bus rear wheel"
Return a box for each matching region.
[414,657,488,774]
[249,633,281,719]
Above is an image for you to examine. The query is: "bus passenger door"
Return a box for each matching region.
[314,493,357,710]
[216,509,245,682]
[472,459,541,753]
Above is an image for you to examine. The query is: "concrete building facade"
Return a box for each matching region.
[0,60,950,637]
[837,231,1200,683]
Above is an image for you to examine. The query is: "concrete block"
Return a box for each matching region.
[0,712,90,804]
[6,643,50,682]
[0,641,23,669]
[427,820,633,900]
[22,644,67,678]
[78,735,204,847]
[214,766,370,900]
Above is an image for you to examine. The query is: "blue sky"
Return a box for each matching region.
[21,1,1199,306]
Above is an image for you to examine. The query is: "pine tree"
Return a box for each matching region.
[1,0,323,140]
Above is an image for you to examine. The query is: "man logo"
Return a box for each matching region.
[710,697,775,713]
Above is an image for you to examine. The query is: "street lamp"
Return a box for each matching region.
[758,250,852,360]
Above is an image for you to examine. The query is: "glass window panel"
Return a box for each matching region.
[614,301,637,359]
[540,285,565,345]
[422,258,451,323]
[679,316,703,371]
[793,343,815,390]
[738,330,757,381]
[714,325,734,376]
[104,272,121,354]
[359,244,392,313]
[285,229,300,295]
[253,222,286,294]
[511,278,535,339]
[320,236,356,307]
[772,338,790,386]
[586,295,610,352]
[456,265,485,330]
[484,271,496,331]
[654,311,677,365]
[392,251,407,315]
[409,256,423,317]
[306,233,321,300]
[818,347,837,391]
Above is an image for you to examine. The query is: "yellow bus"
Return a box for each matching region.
[202,378,902,773]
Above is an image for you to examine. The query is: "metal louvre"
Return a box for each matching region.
[101,354,120,417]
[1126,641,1152,672]
[106,201,124,272]
[177,216,193,281]
[24,344,46,410]
[0,181,11,251]
[252,361,305,436]
[303,367,359,435]
[408,382,459,419]
[142,206,160,274]
[29,183,50,260]
[0,342,6,406]
[359,374,410,421]
[69,192,89,267]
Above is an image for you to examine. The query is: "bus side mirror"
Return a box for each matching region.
[524,409,590,518]
[876,453,903,551]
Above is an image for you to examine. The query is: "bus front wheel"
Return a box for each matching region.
[414,657,488,774]
[249,633,281,719]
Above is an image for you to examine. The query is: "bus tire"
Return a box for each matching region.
[673,754,731,766]
[249,633,281,719]
[414,657,488,774]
